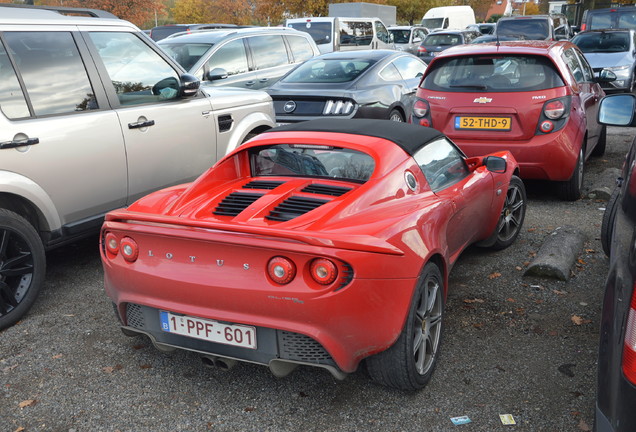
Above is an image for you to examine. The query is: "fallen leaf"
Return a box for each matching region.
[244,406,256,412]
[102,364,123,373]
[14,427,25,432]
[488,272,502,279]
[506,298,516,303]
[527,228,536,232]
[585,248,596,253]
[132,344,145,350]
[578,419,591,431]
[515,266,522,271]
[18,399,36,408]
[553,289,567,296]
[52,354,63,359]
[463,298,484,304]
[571,315,592,325]
[473,323,484,329]
[140,364,152,369]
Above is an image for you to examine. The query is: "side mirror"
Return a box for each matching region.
[484,156,507,173]
[179,73,200,97]
[598,93,636,126]
[597,69,617,83]
[206,67,229,81]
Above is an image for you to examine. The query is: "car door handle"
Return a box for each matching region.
[0,137,39,149]
[128,120,155,129]
[259,78,269,83]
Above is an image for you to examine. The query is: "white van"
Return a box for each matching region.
[286,17,394,53]
[421,6,476,31]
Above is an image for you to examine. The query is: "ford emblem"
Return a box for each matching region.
[283,101,297,113]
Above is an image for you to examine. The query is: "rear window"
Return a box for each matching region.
[589,10,636,30]
[251,144,375,182]
[422,55,565,92]
[282,58,375,83]
[423,33,463,46]
[573,31,629,53]
[288,22,332,45]
[159,43,213,70]
[497,18,550,40]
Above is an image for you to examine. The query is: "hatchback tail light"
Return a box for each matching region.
[543,100,566,119]
[623,284,636,384]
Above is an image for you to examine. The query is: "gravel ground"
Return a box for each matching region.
[1,127,633,432]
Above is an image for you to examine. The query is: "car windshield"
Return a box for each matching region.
[390,29,411,44]
[158,43,213,71]
[497,19,550,40]
[250,144,375,182]
[573,32,629,53]
[281,58,375,83]
[422,33,462,46]
[423,55,565,92]
[288,22,333,45]
[589,11,636,30]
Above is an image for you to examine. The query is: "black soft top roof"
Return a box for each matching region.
[271,119,444,156]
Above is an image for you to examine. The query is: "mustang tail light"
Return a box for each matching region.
[120,237,139,263]
[543,100,566,119]
[105,232,119,256]
[267,256,296,284]
[623,284,636,384]
[310,258,338,285]
[323,99,355,116]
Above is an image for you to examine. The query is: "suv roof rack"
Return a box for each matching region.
[0,3,118,19]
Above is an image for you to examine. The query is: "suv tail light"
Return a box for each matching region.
[623,284,636,384]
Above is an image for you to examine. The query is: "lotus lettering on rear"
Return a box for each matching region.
[146,250,249,270]
[473,97,492,104]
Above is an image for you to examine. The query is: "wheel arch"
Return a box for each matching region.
[425,253,448,298]
[223,111,275,156]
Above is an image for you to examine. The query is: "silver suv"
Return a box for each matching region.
[0,5,276,329]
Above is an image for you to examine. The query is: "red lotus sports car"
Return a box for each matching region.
[101,119,526,391]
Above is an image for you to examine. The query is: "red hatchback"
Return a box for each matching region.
[412,41,614,200]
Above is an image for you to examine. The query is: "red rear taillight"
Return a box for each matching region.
[310,258,338,285]
[267,256,296,285]
[120,237,139,262]
[543,100,565,119]
[413,99,429,118]
[622,286,636,384]
[105,232,119,256]
[418,46,427,53]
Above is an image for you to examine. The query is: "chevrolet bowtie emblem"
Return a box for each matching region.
[474,97,492,104]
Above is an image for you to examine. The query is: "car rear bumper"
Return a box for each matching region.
[101,224,418,374]
[450,127,580,181]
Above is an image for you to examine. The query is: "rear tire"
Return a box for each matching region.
[559,146,584,201]
[0,209,45,330]
[366,262,444,391]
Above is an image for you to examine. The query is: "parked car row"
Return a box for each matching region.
[5,7,636,429]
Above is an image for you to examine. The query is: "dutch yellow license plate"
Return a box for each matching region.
[455,116,511,130]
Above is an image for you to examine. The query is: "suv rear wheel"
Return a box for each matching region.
[0,209,45,330]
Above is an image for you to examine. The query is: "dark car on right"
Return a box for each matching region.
[595,92,636,432]
[496,13,573,41]
[416,29,480,63]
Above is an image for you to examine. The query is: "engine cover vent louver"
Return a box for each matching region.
[266,196,329,222]
[242,180,285,190]
[302,184,352,197]
[213,191,264,216]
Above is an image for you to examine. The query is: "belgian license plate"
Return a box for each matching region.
[455,116,511,130]
[160,311,256,349]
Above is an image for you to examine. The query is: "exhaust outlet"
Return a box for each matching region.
[201,355,237,371]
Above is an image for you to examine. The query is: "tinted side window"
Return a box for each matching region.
[340,21,373,46]
[5,32,96,116]
[414,137,468,192]
[206,39,249,77]
[286,35,315,63]
[249,35,289,69]
[89,32,179,106]
[393,56,426,80]
[0,40,29,119]
[562,48,584,82]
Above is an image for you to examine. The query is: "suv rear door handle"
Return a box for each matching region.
[128,120,155,129]
[0,137,39,149]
